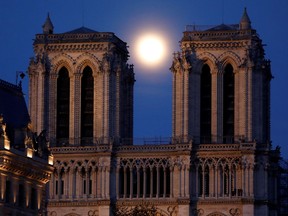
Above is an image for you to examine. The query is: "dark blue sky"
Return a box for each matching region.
[0,0,287,157]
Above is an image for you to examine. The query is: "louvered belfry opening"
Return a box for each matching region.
[56,67,70,142]
[200,64,212,143]
[223,64,234,143]
[81,66,94,145]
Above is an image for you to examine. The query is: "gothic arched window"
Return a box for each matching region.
[200,64,211,143]
[57,67,70,141]
[223,64,234,142]
[81,66,94,144]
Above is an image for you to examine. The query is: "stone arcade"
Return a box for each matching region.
[25,9,281,216]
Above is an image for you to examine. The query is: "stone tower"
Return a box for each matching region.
[28,15,135,147]
[171,8,280,216]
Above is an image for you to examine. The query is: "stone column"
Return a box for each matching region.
[129,167,133,199]
[92,167,97,198]
[215,167,219,198]
[143,168,146,198]
[185,166,190,197]
[49,73,58,146]
[156,167,160,198]
[163,168,167,197]
[71,73,81,145]
[170,167,174,198]
[137,168,140,198]
[150,169,153,198]
[123,167,127,198]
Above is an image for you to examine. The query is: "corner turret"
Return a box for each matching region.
[42,13,54,34]
[240,7,251,30]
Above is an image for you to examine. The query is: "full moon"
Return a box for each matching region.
[136,33,167,67]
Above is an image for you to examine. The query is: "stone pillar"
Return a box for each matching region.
[129,167,133,199]
[150,169,153,198]
[123,167,127,198]
[71,73,81,145]
[49,73,58,146]
[156,167,160,198]
[143,168,147,198]
[137,168,140,198]
[92,167,96,198]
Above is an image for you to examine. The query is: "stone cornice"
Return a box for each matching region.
[182,29,256,41]
[47,200,110,207]
[181,40,249,50]
[116,198,190,206]
[195,198,254,205]
[43,43,108,52]
[51,143,192,156]
[0,151,53,183]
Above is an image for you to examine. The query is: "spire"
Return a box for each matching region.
[42,13,54,34]
[240,7,251,30]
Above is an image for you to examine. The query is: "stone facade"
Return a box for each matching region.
[0,79,53,215]
[27,9,280,216]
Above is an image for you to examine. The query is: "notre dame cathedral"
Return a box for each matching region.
[0,8,281,216]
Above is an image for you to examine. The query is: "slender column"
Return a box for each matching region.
[49,74,58,146]
[202,168,205,198]
[143,168,146,198]
[170,167,174,198]
[123,168,127,198]
[116,167,119,199]
[264,165,268,198]
[75,169,80,199]
[185,167,190,197]
[150,169,153,198]
[249,165,254,197]
[72,73,81,145]
[49,174,54,199]
[156,167,160,198]
[209,167,213,197]
[179,167,182,197]
[12,177,18,205]
[57,169,61,200]
[163,168,167,197]
[86,169,89,198]
[242,166,245,197]
[36,185,42,211]
[25,181,31,208]
[137,168,140,198]
[195,166,198,197]
[229,165,232,198]
[69,169,74,199]
[101,167,105,198]
[215,167,218,198]
[129,168,133,199]
[105,167,110,198]
[64,168,69,199]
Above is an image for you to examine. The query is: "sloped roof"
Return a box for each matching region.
[0,79,30,129]
[65,26,98,34]
[207,24,239,31]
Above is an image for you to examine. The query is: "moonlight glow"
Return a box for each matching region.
[136,33,167,67]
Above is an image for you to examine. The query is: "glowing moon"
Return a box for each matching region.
[136,33,166,66]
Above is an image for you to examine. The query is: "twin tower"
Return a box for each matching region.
[28,9,279,216]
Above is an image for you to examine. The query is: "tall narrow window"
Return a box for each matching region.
[223,64,234,142]
[81,66,94,145]
[200,64,211,143]
[57,67,70,143]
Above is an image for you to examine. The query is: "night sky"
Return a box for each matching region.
[0,0,287,158]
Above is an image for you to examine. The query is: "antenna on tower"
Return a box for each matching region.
[81,0,85,27]
[221,0,225,24]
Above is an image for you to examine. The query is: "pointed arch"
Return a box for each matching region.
[75,52,101,75]
[218,51,242,70]
[50,53,75,76]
